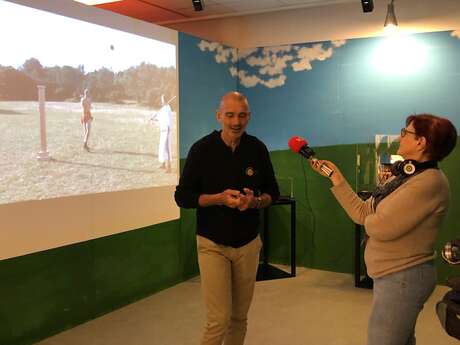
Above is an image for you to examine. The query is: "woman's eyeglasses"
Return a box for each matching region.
[400,128,417,137]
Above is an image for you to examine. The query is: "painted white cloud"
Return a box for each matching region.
[198,39,346,88]
[451,31,460,39]
[263,45,293,54]
[238,48,258,59]
[230,49,238,63]
[291,44,333,72]
[260,55,293,76]
[229,66,238,77]
[245,45,294,77]
[237,71,287,89]
[262,74,287,88]
[332,39,346,48]
[238,70,262,88]
[198,40,237,64]
[246,55,271,67]
[198,39,238,79]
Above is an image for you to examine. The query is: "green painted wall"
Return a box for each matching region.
[0,218,198,345]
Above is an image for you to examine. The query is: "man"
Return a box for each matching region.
[175,91,279,345]
[151,95,173,172]
[80,88,93,151]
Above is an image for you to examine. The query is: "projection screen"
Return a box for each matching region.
[0,0,179,260]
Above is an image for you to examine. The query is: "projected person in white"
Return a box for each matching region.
[80,88,93,151]
[175,92,279,345]
[151,95,173,173]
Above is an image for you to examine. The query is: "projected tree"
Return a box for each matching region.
[0,59,176,106]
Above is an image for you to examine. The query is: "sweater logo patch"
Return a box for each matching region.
[245,167,255,177]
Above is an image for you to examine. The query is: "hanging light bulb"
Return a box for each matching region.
[384,0,398,34]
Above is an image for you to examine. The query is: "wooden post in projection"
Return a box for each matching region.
[37,85,50,160]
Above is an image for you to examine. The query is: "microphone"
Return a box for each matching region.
[288,136,334,177]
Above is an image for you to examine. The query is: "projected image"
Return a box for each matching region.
[0,1,178,205]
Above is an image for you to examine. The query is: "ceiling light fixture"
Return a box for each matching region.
[361,0,374,13]
[192,0,204,12]
[384,0,398,34]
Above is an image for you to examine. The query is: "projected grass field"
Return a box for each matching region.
[0,101,177,204]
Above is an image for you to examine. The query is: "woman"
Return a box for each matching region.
[311,114,457,345]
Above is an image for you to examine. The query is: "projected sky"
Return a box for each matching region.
[0,1,175,72]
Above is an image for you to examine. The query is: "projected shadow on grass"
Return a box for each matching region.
[0,109,26,115]
[51,158,160,174]
[91,149,157,158]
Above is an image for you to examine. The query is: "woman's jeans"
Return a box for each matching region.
[368,261,436,345]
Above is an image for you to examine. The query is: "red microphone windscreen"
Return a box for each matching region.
[288,136,308,153]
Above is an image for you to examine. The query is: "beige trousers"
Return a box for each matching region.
[197,235,262,345]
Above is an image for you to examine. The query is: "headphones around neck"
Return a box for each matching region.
[390,159,438,177]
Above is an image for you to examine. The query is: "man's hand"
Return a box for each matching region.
[220,189,241,208]
[238,188,256,211]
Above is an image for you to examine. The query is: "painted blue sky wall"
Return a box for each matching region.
[189,30,460,152]
[178,33,237,157]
